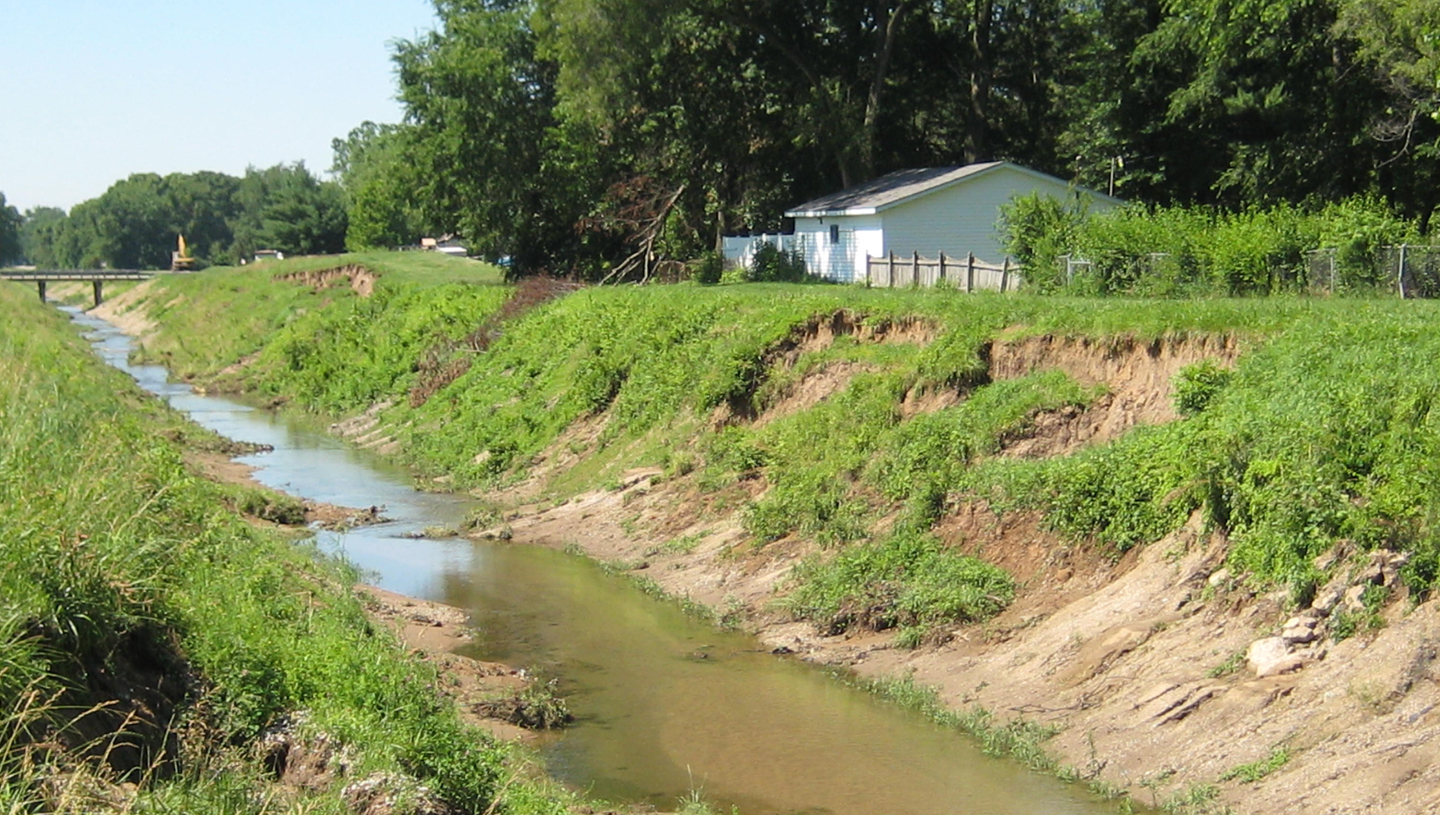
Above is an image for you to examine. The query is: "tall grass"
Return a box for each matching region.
[0,284,567,813]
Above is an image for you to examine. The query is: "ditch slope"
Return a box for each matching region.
[105,257,1440,814]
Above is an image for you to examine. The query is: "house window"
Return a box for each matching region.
[830,224,840,243]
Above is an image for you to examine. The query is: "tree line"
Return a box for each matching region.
[7,0,1440,277]
[3,164,345,270]
[324,0,1440,279]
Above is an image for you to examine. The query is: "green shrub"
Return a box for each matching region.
[693,251,724,285]
[748,243,810,282]
[999,191,1088,292]
[1174,360,1233,417]
[784,531,1015,635]
[1000,197,1421,297]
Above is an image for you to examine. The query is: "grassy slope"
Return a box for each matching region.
[0,282,567,813]
[128,256,1440,633]
[132,251,506,386]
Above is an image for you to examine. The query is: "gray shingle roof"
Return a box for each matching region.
[785,162,1005,217]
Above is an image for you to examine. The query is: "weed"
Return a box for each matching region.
[1218,746,1290,784]
[1207,651,1246,678]
[857,673,1058,772]
[783,530,1015,635]
[645,534,704,557]
[717,597,747,630]
[1332,585,1389,642]
[1174,359,1233,417]
[1160,782,1232,815]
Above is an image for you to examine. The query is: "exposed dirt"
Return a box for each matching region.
[778,311,938,363]
[478,330,1440,814]
[756,360,876,427]
[713,310,939,428]
[183,449,382,529]
[330,400,402,457]
[991,333,1239,457]
[275,265,378,297]
[90,280,161,338]
[359,587,543,742]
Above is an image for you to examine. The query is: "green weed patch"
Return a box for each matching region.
[783,531,1015,638]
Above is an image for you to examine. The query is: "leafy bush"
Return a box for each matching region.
[1001,197,1420,297]
[748,243,810,282]
[784,531,1015,635]
[1174,359,1233,417]
[999,192,1088,292]
[692,251,724,285]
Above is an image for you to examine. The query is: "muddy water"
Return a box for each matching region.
[74,308,1115,815]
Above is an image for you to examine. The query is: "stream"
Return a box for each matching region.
[72,307,1116,815]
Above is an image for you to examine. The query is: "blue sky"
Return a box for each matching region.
[1,0,439,212]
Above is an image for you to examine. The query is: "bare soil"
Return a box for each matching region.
[91,280,161,338]
[484,332,1440,815]
[275,265,378,298]
[358,587,540,742]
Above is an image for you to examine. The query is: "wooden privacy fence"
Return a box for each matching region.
[866,251,1019,291]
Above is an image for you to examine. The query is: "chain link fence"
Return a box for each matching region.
[1305,245,1440,298]
[1059,245,1440,298]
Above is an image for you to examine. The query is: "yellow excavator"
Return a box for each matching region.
[171,235,195,272]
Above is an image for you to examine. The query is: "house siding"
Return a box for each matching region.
[794,214,882,282]
[880,166,1116,265]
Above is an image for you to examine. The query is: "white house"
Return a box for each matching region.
[726,162,1120,284]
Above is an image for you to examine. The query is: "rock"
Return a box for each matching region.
[1208,567,1232,587]
[1247,637,1296,677]
[1135,682,1225,725]
[1381,551,1410,587]
[343,772,447,815]
[1258,655,1305,678]
[1281,615,1319,644]
[1343,584,1369,612]
[1359,554,1386,585]
[1282,627,1318,645]
[1311,578,1348,615]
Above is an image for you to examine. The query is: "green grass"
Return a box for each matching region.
[0,283,567,813]
[782,530,1015,638]
[1218,746,1290,784]
[858,673,1063,774]
[128,260,1440,624]
[130,251,505,386]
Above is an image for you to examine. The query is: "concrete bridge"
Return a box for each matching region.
[1,270,155,308]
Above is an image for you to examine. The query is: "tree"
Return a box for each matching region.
[1337,0,1440,224]
[163,171,242,264]
[393,3,573,270]
[87,174,175,269]
[19,207,67,268]
[231,164,348,259]
[332,122,428,250]
[0,193,20,265]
